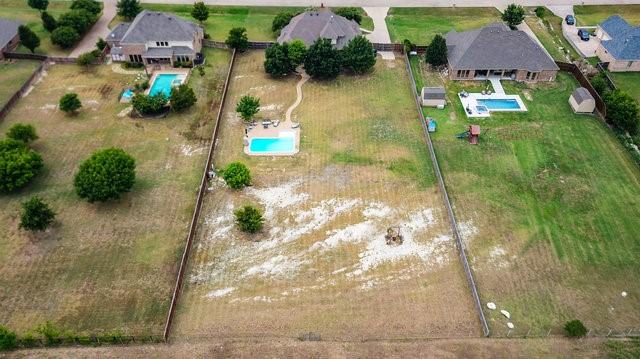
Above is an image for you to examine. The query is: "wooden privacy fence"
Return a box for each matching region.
[163,49,237,342]
[556,61,606,117]
[0,61,48,121]
[596,62,617,91]
[203,40,427,53]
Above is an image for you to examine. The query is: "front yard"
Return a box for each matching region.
[0,48,231,335]
[0,60,40,108]
[574,5,640,26]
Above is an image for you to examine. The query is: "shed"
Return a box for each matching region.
[569,87,595,114]
[421,87,446,107]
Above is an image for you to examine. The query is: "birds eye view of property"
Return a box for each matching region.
[1,0,640,356]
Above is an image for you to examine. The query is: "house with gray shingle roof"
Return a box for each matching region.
[0,18,21,60]
[445,23,558,83]
[277,9,360,49]
[106,10,203,66]
[595,15,640,72]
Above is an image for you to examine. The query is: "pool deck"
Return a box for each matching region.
[243,120,300,156]
[458,79,527,118]
[145,69,191,97]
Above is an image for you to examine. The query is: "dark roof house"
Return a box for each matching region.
[0,18,21,53]
[277,10,360,49]
[597,15,640,61]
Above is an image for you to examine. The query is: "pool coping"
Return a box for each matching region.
[146,69,191,98]
[243,124,301,156]
[458,92,528,118]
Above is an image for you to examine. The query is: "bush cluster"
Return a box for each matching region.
[74,148,136,202]
[131,93,169,116]
[222,162,251,189]
[0,138,43,193]
[50,0,101,49]
[234,205,264,233]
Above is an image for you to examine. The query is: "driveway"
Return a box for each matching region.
[363,7,395,60]
[547,5,600,58]
[70,0,117,57]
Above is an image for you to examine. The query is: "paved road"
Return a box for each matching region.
[70,0,117,57]
[140,0,640,6]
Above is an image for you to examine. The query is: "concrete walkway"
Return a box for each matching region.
[285,70,310,122]
[70,0,117,57]
[489,77,505,94]
[363,7,395,60]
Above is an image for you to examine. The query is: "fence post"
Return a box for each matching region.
[547,328,552,337]
[587,328,592,337]
[607,329,612,337]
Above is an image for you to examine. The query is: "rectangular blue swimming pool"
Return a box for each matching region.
[149,74,179,98]
[249,136,295,154]
[477,98,522,110]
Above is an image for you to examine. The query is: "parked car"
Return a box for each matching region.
[565,15,575,25]
[577,29,590,41]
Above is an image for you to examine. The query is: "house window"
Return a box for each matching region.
[526,71,539,81]
[155,42,169,47]
[457,70,470,78]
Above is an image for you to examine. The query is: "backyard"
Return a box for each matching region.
[172,51,480,340]
[0,48,231,335]
[0,60,40,108]
[608,72,640,103]
[574,5,640,26]
[385,7,501,45]
[411,56,640,335]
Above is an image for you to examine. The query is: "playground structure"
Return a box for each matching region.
[456,125,481,145]
[385,227,404,246]
[427,117,437,132]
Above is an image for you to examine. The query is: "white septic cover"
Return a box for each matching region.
[507,322,514,329]
[500,310,511,319]
[622,291,628,297]
[487,302,497,310]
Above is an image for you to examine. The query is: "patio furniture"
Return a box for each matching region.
[291,122,300,129]
[273,120,280,127]
[262,120,271,129]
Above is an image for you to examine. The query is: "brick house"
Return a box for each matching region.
[595,15,640,72]
[445,23,558,83]
[277,9,360,50]
[106,11,203,66]
[0,18,21,60]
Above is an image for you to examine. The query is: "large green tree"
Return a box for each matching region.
[225,27,249,51]
[334,7,362,24]
[116,0,141,20]
[191,2,209,24]
[222,162,251,189]
[341,35,376,74]
[58,9,97,34]
[287,39,307,66]
[0,139,43,193]
[604,90,640,135]
[74,148,136,202]
[41,11,58,32]
[236,95,260,122]
[264,42,293,77]
[59,93,82,114]
[18,25,40,53]
[170,84,197,112]
[51,26,80,48]
[304,38,341,79]
[27,0,48,11]
[70,0,101,15]
[19,196,56,232]
[425,34,448,67]
[272,11,294,33]
[502,4,525,28]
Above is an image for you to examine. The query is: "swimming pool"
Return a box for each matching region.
[477,98,522,110]
[149,74,185,98]
[249,134,295,154]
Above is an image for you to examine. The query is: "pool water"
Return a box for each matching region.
[149,74,179,98]
[122,89,134,99]
[477,98,522,110]
[249,135,295,153]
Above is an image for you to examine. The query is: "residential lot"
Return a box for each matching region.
[0,60,40,108]
[386,7,501,45]
[524,8,580,62]
[574,5,640,26]
[0,48,231,335]
[173,51,479,339]
[412,56,640,334]
[0,0,72,56]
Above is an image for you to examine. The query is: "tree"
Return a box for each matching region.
[287,39,307,66]
[59,93,82,114]
[191,2,209,24]
[70,0,101,15]
[18,25,40,54]
[235,95,260,122]
[425,34,448,67]
[334,7,362,24]
[0,139,44,193]
[116,0,141,20]
[225,27,249,52]
[19,196,55,232]
[234,205,264,233]
[304,38,341,80]
[77,51,96,67]
[603,90,640,135]
[535,6,545,18]
[222,162,251,189]
[170,84,197,112]
[95,37,107,51]
[58,9,97,34]
[6,123,38,143]
[341,35,376,74]
[131,93,168,115]
[272,11,294,33]
[74,148,136,202]
[502,4,525,28]
[41,11,58,32]
[564,320,587,338]
[0,325,17,351]
[264,42,293,77]
[51,26,80,48]
[28,0,48,11]
[590,74,608,96]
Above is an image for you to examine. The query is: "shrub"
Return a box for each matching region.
[402,38,413,53]
[564,319,587,338]
[590,74,608,96]
[0,139,44,193]
[20,196,55,231]
[95,37,107,51]
[6,123,38,143]
[116,0,141,20]
[225,27,249,51]
[222,162,251,189]
[502,4,525,28]
[131,93,168,116]
[28,0,48,11]
[170,84,197,112]
[287,39,307,66]
[197,66,205,76]
[264,42,293,77]
[535,6,545,18]
[36,321,62,346]
[123,61,144,69]
[74,148,136,202]
[334,7,362,24]
[603,89,640,135]
[425,34,448,67]
[51,26,80,48]
[236,95,260,122]
[70,0,101,15]
[272,11,294,33]
[19,332,38,348]
[59,93,82,114]
[18,25,40,53]
[58,9,97,34]
[234,205,264,233]
[77,51,97,67]
[191,1,209,23]
[0,325,17,351]
[304,38,341,79]
[341,35,376,74]
[41,11,57,32]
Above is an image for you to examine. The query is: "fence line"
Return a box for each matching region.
[162,49,237,342]
[0,61,48,121]
[203,40,428,53]
[596,62,617,91]
[402,53,489,337]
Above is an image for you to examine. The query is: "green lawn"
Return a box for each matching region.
[410,61,640,333]
[386,7,501,45]
[609,72,640,103]
[574,5,640,26]
[0,60,41,108]
[525,8,580,62]
[0,0,72,56]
